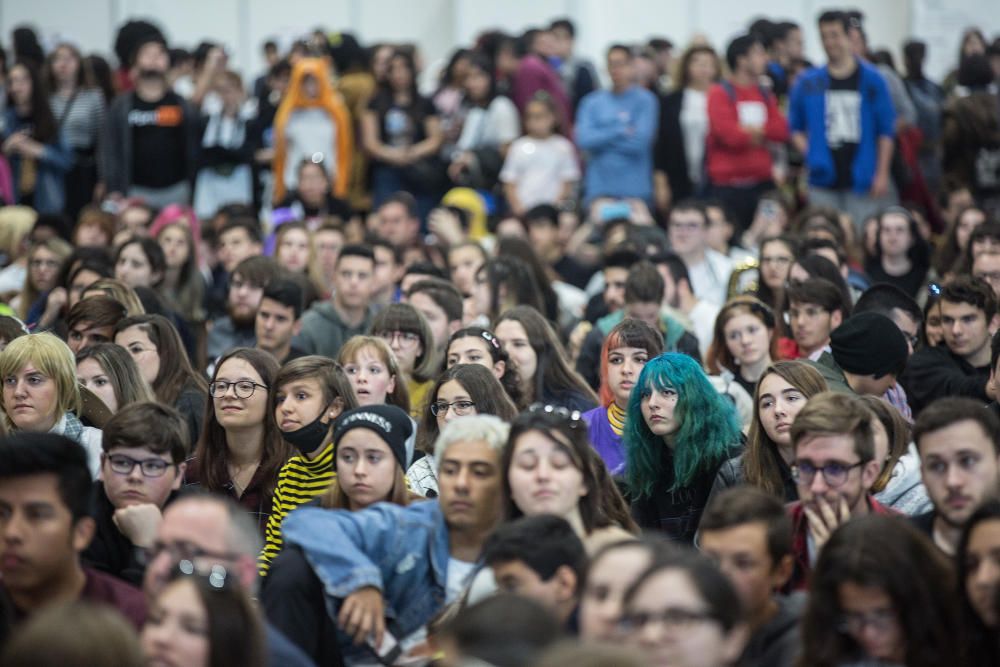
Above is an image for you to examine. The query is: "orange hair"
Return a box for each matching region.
[272,58,353,202]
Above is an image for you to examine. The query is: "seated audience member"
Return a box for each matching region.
[902,276,999,415]
[654,250,722,360]
[496,306,598,412]
[785,277,848,361]
[207,255,281,362]
[208,217,265,319]
[113,236,166,292]
[626,353,742,542]
[294,244,377,359]
[408,363,519,498]
[75,343,156,414]
[711,361,828,502]
[700,487,802,667]
[254,278,307,365]
[81,278,145,316]
[83,402,188,586]
[188,348,290,535]
[577,261,701,390]
[957,500,1000,667]
[114,314,208,446]
[446,326,525,408]
[65,296,128,355]
[505,407,637,553]
[811,312,909,397]
[483,514,587,630]
[262,415,509,664]
[367,235,403,308]
[399,262,448,295]
[371,303,438,417]
[577,537,674,642]
[447,240,488,299]
[860,395,931,516]
[338,335,412,413]
[434,594,564,667]
[667,200,734,306]
[581,246,642,324]
[259,356,358,575]
[785,392,892,590]
[583,318,663,476]
[619,550,747,667]
[0,601,144,667]
[864,206,934,300]
[705,296,778,400]
[0,332,103,476]
[0,433,146,628]
[524,204,593,290]
[141,494,314,666]
[852,283,923,418]
[142,565,267,667]
[912,397,1000,555]
[799,515,960,667]
[405,278,464,362]
[973,250,1000,301]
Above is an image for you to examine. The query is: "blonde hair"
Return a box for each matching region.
[0,332,81,430]
[0,206,37,258]
[337,336,411,413]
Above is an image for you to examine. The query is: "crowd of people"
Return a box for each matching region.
[0,7,998,667]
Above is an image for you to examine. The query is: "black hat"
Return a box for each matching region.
[332,405,413,470]
[830,312,908,378]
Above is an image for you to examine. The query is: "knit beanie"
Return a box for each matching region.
[332,405,413,470]
[830,312,908,378]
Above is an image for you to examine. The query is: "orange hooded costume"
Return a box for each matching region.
[272,58,353,203]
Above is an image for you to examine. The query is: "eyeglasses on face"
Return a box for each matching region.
[837,608,897,635]
[174,559,231,590]
[210,380,268,399]
[618,607,718,633]
[430,400,476,417]
[791,460,866,487]
[141,540,241,568]
[106,453,173,478]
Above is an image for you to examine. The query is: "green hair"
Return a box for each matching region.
[624,353,741,498]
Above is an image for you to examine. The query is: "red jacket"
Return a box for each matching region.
[706,80,789,185]
[785,497,896,592]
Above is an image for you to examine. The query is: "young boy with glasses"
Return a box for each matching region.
[83,402,189,586]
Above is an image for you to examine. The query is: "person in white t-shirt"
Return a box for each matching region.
[500,95,580,216]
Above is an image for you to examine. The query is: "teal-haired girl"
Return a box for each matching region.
[624,352,742,542]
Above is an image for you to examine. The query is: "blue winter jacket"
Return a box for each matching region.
[788,59,895,193]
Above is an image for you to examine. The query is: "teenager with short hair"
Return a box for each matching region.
[83,402,189,585]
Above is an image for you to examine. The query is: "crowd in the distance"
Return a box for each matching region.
[0,6,998,667]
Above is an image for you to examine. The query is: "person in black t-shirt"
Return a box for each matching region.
[104,36,198,210]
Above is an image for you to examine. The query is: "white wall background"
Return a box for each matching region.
[0,0,995,84]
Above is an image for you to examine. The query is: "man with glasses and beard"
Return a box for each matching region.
[104,34,199,209]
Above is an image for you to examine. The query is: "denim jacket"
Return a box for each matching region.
[2,109,74,213]
[282,500,450,641]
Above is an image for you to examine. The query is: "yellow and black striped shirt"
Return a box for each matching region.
[258,442,336,576]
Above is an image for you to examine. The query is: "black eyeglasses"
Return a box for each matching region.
[791,460,866,487]
[430,400,476,417]
[106,453,174,478]
[210,380,268,399]
[528,403,583,425]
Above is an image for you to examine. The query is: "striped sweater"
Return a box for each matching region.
[258,442,336,576]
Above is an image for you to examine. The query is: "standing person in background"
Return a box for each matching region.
[576,45,658,206]
[271,58,352,207]
[45,43,106,221]
[103,34,198,209]
[2,60,74,214]
[499,30,572,127]
[654,45,722,213]
[362,49,444,220]
[789,10,896,232]
[193,70,254,220]
[549,18,599,114]
[330,32,377,212]
[706,34,789,235]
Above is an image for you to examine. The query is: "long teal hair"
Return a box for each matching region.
[624,353,741,498]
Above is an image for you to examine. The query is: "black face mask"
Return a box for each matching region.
[281,415,332,456]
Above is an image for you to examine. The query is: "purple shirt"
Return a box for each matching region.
[583,406,625,476]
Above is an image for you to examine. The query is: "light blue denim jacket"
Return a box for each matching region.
[282,499,451,643]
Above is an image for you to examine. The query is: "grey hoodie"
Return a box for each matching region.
[293,300,374,359]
